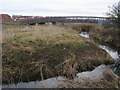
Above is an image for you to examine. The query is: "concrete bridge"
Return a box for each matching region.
[20,16,108,25]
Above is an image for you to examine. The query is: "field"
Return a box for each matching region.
[2,24,114,85]
[2,25,114,83]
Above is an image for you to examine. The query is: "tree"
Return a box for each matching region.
[106,1,120,28]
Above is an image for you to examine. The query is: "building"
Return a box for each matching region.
[12,15,44,21]
[0,14,12,21]
[0,14,44,21]
[12,15,34,21]
[34,16,43,19]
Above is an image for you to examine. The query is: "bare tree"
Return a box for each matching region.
[106,1,120,28]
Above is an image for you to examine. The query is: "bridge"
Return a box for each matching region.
[19,16,108,25]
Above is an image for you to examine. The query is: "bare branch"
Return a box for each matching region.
[106,1,120,28]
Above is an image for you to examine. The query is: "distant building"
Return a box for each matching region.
[12,15,43,21]
[0,14,44,21]
[12,15,34,21]
[0,14,12,21]
[34,16,43,19]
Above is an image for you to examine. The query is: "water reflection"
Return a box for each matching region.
[79,32,89,38]
[3,81,41,88]
[99,45,119,60]
[79,32,119,61]
[3,32,119,88]
[2,77,66,88]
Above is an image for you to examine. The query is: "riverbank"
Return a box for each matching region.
[3,64,120,88]
[2,24,114,84]
[64,23,120,54]
[64,23,120,76]
[90,27,120,54]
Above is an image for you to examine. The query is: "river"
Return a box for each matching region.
[79,32,119,61]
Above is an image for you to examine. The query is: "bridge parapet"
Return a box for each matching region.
[19,16,108,25]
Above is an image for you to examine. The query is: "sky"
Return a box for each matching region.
[1,0,120,17]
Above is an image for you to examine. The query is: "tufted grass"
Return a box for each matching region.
[2,24,114,84]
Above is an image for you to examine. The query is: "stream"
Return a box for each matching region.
[79,32,119,61]
[99,45,119,60]
[79,32,90,38]
[2,32,120,88]
[79,32,120,76]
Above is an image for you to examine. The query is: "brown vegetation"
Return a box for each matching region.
[64,23,120,54]
[2,24,114,84]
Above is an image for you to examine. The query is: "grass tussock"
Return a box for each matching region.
[2,24,114,84]
[90,27,120,53]
[64,23,102,32]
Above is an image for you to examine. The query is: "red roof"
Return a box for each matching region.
[0,14,12,21]
[12,15,43,21]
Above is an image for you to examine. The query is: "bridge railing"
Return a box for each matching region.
[19,16,109,25]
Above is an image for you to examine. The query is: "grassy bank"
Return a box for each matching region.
[64,23,97,32]
[65,23,120,54]
[2,24,114,84]
[90,27,120,54]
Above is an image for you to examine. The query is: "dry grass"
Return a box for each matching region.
[64,23,102,32]
[2,24,114,84]
[64,23,120,54]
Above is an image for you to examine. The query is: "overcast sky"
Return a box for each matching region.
[1,0,120,17]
